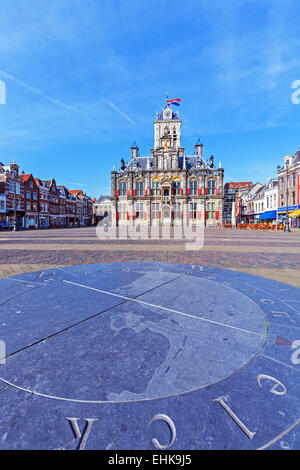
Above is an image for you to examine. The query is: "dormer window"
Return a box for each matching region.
[196,160,202,170]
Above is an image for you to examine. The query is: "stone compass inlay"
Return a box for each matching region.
[0,262,299,450]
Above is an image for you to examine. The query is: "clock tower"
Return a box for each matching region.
[153,103,182,150]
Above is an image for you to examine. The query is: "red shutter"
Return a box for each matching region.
[159,211,161,218]
[187,211,190,219]
[127,212,130,220]
[150,189,153,196]
[116,211,119,220]
[133,212,136,220]
[171,211,174,218]
[197,188,201,195]
[171,188,175,195]
[186,188,190,196]
[132,189,136,197]
[197,211,201,220]
[115,189,119,197]
[144,211,147,220]
[143,189,147,196]
[205,188,208,195]
[215,211,219,219]
[216,188,220,195]
[126,189,130,197]
[159,189,161,196]
[180,188,183,195]
[205,211,208,219]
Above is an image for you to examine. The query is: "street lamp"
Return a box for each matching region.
[284,160,291,232]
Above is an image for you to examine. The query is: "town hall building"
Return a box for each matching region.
[111,101,224,228]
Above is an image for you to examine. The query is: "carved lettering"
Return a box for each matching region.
[57,417,98,450]
[214,396,256,440]
[148,414,176,449]
[256,374,287,396]
[291,340,300,365]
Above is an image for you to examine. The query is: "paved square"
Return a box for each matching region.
[0,226,299,287]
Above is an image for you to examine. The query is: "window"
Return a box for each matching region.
[119,203,127,219]
[30,182,33,188]
[292,192,296,205]
[189,180,197,195]
[15,183,20,194]
[266,196,269,208]
[189,202,197,219]
[274,194,276,207]
[33,192,37,200]
[286,175,289,188]
[135,202,143,219]
[172,180,181,195]
[292,173,296,187]
[0,200,5,211]
[119,182,127,196]
[207,202,215,219]
[9,181,13,192]
[152,181,159,195]
[136,181,144,196]
[280,194,284,207]
[26,190,30,199]
[174,203,181,218]
[151,202,160,219]
[280,178,284,190]
[207,180,215,195]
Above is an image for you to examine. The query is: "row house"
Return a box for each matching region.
[69,190,93,226]
[21,173,39,229]
[0,161,25,230]
[34,178,50,228]
[277,150,300,227]
[233,180,279,225]
[0,161,93,230]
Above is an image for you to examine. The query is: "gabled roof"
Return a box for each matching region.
[20,173,32,182]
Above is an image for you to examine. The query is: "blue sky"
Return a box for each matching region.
[0,0,300,197]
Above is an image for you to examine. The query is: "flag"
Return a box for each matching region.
[167,98,181,106]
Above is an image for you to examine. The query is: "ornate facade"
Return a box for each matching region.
[111,102,224,228]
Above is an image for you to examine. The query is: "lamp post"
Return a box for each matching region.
[12,180,18,231]
[284,161,291,232]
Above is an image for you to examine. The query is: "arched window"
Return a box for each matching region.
[152,180,160,195]
[172,180,181,195]
[173,127,177,146]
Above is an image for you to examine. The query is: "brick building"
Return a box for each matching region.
[0,161,25,230]
[277,149,300,227]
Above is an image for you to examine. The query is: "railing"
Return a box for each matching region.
[236,223,282,231]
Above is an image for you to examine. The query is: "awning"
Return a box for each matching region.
[259,211,277,220]
[289,209,300,217]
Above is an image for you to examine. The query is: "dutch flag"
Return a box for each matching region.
[167,98,181,107]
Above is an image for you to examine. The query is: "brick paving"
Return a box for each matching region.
[0,227,299,287]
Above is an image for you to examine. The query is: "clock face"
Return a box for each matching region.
[0,262,299,450]
[164,109,171,119]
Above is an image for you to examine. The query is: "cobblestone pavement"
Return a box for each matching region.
[0,227,299,287]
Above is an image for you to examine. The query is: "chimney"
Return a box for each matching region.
[131,141,138,160]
